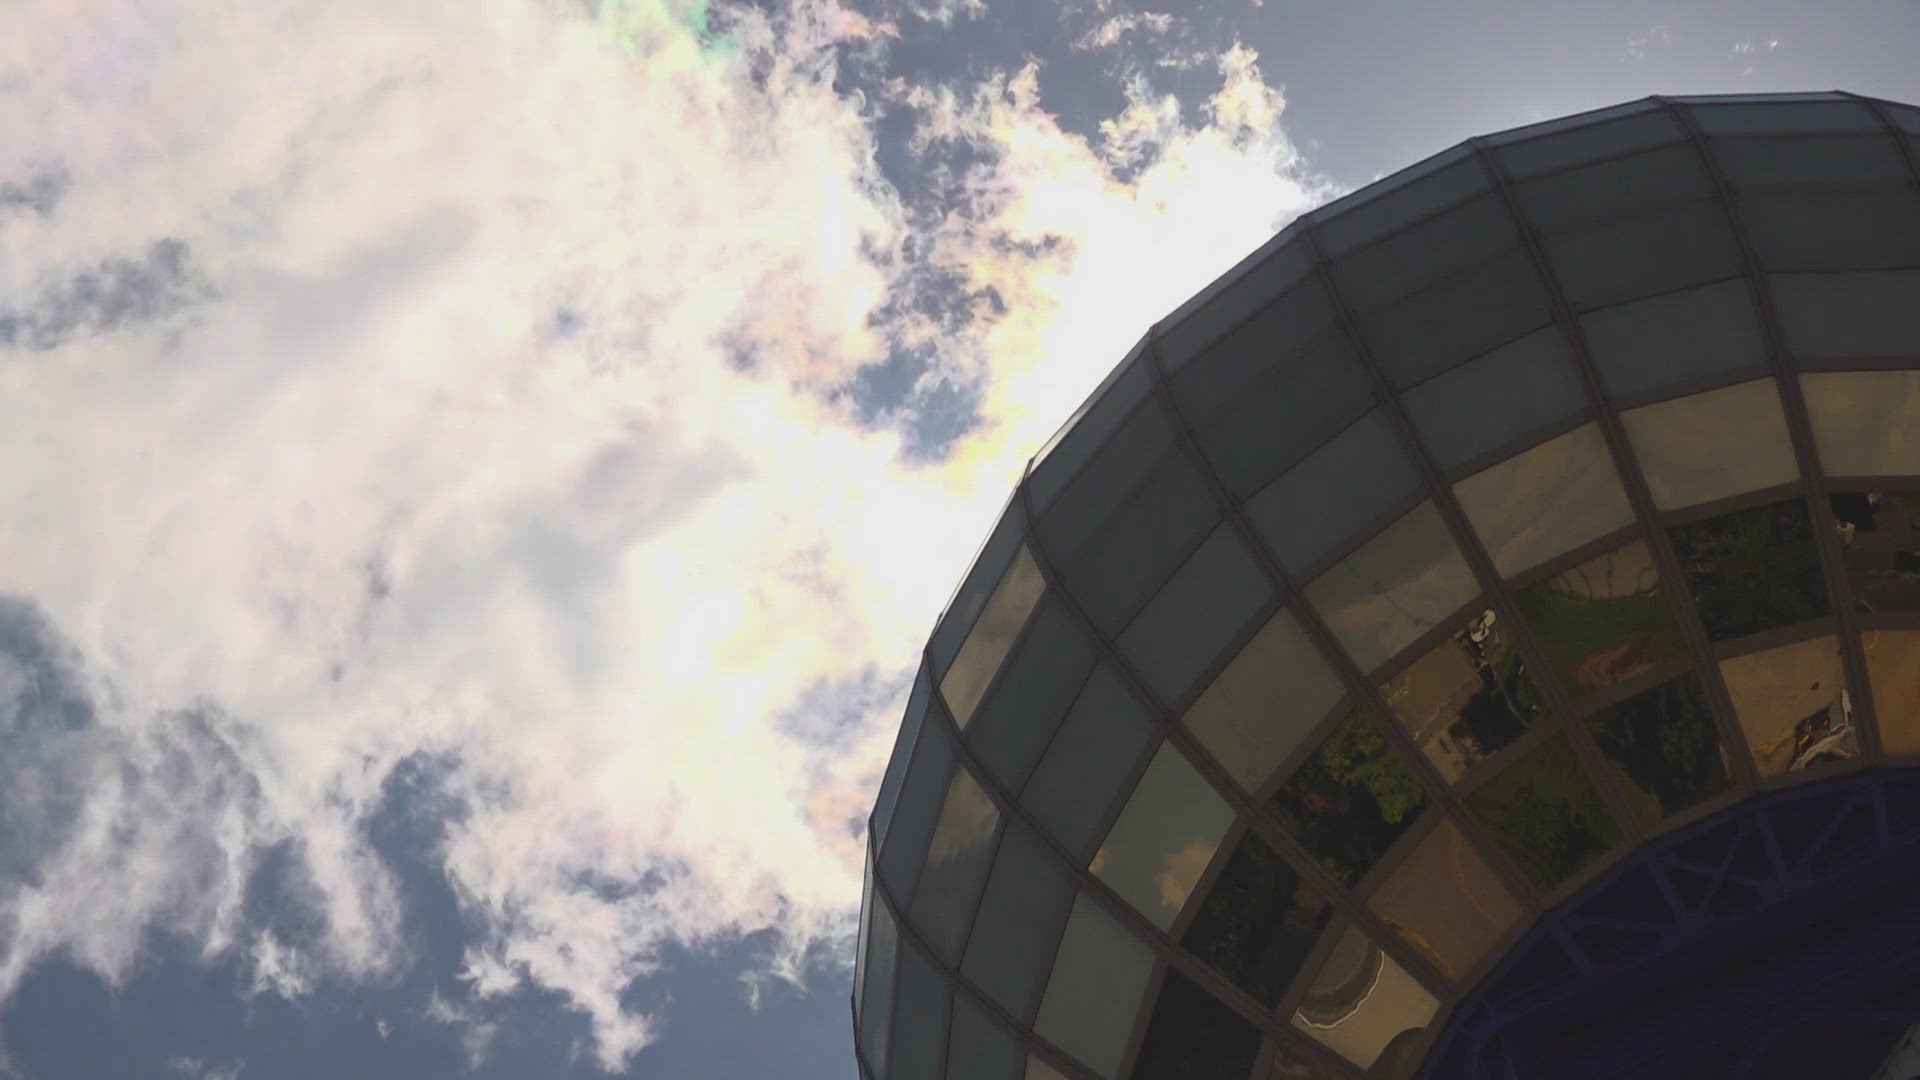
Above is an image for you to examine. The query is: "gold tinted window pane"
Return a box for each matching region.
[910,766,1003,960]
[1802,371,1920,477]
[1181,609,1346,793]
[1091,744,1236,930]
[1833,492,1920,614]
[1026,1058,1070,1080]
[1864,631,1920,755]
[1513,539,1686,699]
[1622,380,1799,512]
[1464,735,1619,889]
[1291,925,1439,1074]
[943,546,1046,727]
[1665,500,1830,642]
[1379,610,1548,783]
[1720,635,1857,778]
[1305,502,1480,673]
[1454,424,1634,579]
[1368,818,1523,984]
[1584,674,1733,823]
[1266,712,1428,887]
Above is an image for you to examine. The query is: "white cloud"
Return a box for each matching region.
[0,0,1323,1069]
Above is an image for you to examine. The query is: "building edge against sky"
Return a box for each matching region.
[854,92,1920,1080]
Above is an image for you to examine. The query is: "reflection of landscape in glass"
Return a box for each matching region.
[1464,736,1619,889]
[1514,540,1686,697]
[1864,631,1920,755]
[1720,636,1856,777]
[1132,969,1264,1079]
[1666,500,1828,641]
[1832,492,1920,613]
[1292,924,1438,1074]
[1369,819,1522,984]
[1378,610,1545,783]
[1268,712,1428,886]
[1180,832,1331,1007]
[1584,674,1732,822]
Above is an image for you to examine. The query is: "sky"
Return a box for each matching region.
[1,1,1917,1078]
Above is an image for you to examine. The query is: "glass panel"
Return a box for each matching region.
[1033,894,1156,1080]
[890,940,951,1080]
[1271,1041,1349,1079]
[1720,635,1857,778]
[1584,673,1733,823]
[1546,202,1743,308]
[1513,142,1711,232]
[873,669,932,848]
[1622,379,1799,511]
[1181,831,1331,1007]
[1803,372,1920,477]
[1369,818,1523,983]
[1494,109,1682,177]
[1361,250,1552,388]
[1745,189,1920,270]
[1689,100,1881,134]
[1464,735,1620,889]
[1514,539,1687,699]
[947,994,1023,1080]
[1666,500,1830,641]
[910,766,1002,961]
[857,850,876,1020]
[1291,925,1439,1074]
[1091,743,1237,930]
[1319,156,1489,255]
[1021,665,1159,859]
[1182,608,1347,793]
[1455,423,1634,578]
[1716,134,1912,187]
[880,720,956,897]
[860,898,900,1073]
[1118,523,1275,709]
[1332,194,1514,311]
[1245,410,1421,575]
[943,546,1046,728]
[1185,331,1374,500]
[1402,328,1586,469]
[1160,241,1313,372]
[1771,270,1920,358]
[1578,279,1767,399]
[1132,969,1265,1079]
[962,824,1075,1022]
[1379,610,1547,783]
[1864,631,1920,754]
[1267,711,1428,887]
[1026,1058,1069,1080]
[932,502,1027,673]
[1031,358,1152,510]
[1834,492,1920,613]
[1305,502,1482,673]
[966,594,1097,791]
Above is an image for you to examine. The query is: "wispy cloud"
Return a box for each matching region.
[0,0,1323,1069]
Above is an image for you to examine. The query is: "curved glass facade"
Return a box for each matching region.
[855,92,1920,1080]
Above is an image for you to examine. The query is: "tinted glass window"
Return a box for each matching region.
[961,825,1075,1022]
[1584,673,1732,823]
[1159,243,1314,372]
[1181,326,1372,499]
[1454,423,1634,579]
[910,766,1002,961]
[1369,818,1522,984]
[1181,831,1331,1007]
[1464,735,1619,889]
[1132,969,1264,1080]
[1403,328,1586,469]
[1267,711,1428,887]
[943,546,1046,728]
[1030,360,1152,510]
[1578,279,1767,399]
[1665,500,1829,641]
[1361,250,1552,387]
[1320,156,1489,254]
[1118,523,1275,710]
[1513,142,1711,231]
[1379,610,1547,784]
[1290,925,1439,1073]
[1802,371,1920,478]
[860,898,901,1072]
[1864,630,1920,755]
[1546,202,1742,308]
[880,720,957,897]
[932,506,1028,672]
[1021,665,1159,859]
[1495,109,1682,177]
[947,994,1024,1080]
[1771,270,1920,358]
[1513,539,1687,700]
[1033,894,1156,1080]
[1622,380,1799,511]
[1716,134,1911,187]
[873,669,932,847]
[1305,502,1481,673]
[1834,492,1920,614]
[966,594,1098,791]
[1181,609,1347,793]
[1744,189,1920,270]
[1092,743,1238,930]
[1332,194,1515,311]
[890,940,951,1080]
[1720,635,1856,778]
[1245,411,1421,575]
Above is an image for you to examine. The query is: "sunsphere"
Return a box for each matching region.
[855,92,1920,1080]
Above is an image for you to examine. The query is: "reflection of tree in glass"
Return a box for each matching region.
[1180,833,1330,1007]
[1585,675,1730,819]
[1268,713,1427,886]
[1515,541,1686,696]
[1666,501,1828,640]
[1464,737,1618,889]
